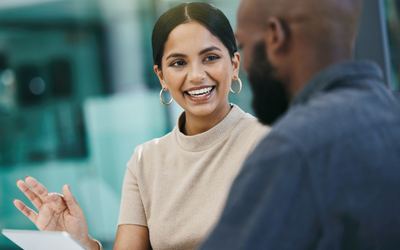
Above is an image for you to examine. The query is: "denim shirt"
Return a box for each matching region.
[200,61,400,250]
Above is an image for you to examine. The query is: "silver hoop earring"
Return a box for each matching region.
[159,88,173,106]
[230,77,242,94]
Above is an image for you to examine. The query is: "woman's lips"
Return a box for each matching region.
[185,86,215,102]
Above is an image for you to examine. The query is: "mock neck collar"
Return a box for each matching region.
[290,61,383,107]
[174,104,245,152]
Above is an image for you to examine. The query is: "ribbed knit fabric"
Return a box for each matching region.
[118,105,270,250]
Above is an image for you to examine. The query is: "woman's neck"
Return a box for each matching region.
[183,103,232,136]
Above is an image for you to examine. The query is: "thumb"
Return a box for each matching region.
[62,184,83,216]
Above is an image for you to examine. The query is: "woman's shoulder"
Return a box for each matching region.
[241,111,260,123]
[127,129,176,167]
[137,129,176,154]
[237,109,271,134]
[127,128,175,172]
[228,108,271,149]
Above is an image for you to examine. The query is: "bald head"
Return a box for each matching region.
[238,0,363,59]
[235,0,364,112]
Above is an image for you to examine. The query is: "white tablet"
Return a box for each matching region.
[2,229,89,250]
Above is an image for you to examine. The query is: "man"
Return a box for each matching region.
[200,0,400,249]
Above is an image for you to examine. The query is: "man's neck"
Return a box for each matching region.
[288,54,351,101]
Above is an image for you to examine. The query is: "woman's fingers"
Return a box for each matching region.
[62,184,83,216]
[17,177,68,214]
[43,192,68,213]
[25,176,49,201]
[13,199,38,224]
[16,179,44,211]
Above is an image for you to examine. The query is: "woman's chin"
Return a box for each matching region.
[184,102,229,119]
[186,106,217,118]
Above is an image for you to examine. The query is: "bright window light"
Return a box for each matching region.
[0,0,62,10]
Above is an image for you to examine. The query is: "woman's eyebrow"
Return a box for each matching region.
[165,46,221,60]
[166,53,187,60]
[199,46,221,55]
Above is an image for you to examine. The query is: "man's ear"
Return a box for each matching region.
[232,52,241,78]
[154,65,168,90]
[264,17,289,58]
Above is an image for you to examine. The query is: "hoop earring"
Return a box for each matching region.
[230,77,242,94]
[159,88,173,106]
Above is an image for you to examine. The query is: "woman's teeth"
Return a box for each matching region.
[187,87,213,97]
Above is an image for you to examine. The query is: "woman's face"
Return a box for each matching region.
[155,21,240,119]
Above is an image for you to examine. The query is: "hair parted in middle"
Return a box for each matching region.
[151,2,238,70]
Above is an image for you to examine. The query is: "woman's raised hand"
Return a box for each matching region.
[14,176,100,250]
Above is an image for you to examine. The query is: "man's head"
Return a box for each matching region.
[236,0,363,124]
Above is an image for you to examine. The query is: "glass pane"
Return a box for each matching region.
[0,0,251,249]
[386,0,400,90]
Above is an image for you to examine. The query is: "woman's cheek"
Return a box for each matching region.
[165,71,183,89]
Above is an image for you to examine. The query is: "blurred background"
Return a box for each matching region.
[0,0,398,249]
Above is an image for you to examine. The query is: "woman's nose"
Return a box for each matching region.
[188,62,206,83]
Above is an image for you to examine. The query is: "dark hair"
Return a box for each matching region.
[152,2,237,70]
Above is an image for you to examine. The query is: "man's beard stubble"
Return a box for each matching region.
[247,41,289,125]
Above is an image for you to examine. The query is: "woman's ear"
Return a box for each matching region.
[154,65,168,90]
[232,52,241,78]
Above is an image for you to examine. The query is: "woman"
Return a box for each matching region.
[14,3,270,250]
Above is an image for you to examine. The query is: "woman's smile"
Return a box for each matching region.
[184,86,216,102]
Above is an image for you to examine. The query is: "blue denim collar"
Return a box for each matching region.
[290,60,383,107]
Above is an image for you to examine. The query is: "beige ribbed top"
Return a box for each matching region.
[118,105,270,250]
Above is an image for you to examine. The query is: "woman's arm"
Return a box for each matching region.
[113,225,151,250]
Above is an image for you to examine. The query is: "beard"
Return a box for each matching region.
[247,41,289,125]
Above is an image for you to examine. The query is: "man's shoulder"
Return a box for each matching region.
[271,85,400,152]
[394,90,400,101]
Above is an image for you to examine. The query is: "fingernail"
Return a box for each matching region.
[67,184,70,191]
[16,179,21,184]
[13,199,16,202]
[25,176,29,179]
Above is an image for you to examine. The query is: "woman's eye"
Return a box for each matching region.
[171,61,185,67]
[205,55,220,61]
